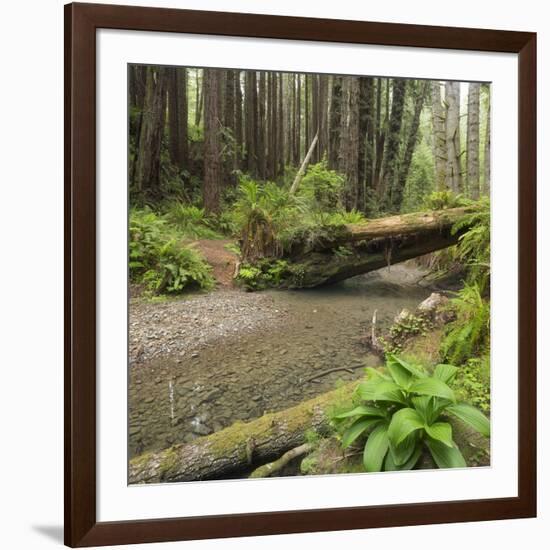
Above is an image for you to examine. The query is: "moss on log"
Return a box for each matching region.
[129,381,358,484]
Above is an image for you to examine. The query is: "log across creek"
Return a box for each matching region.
[269,206,477,288]
[129,380,358,484]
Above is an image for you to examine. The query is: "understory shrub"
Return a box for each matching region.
[332,354,490,472]
[440,283,490,365]
[129,207,214,294]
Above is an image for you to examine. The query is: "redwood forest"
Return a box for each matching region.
[128,65,491,483]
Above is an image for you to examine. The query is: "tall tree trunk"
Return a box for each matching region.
[431,81,447,191]
[167,67,188,174]
[317,75,329,162]
[392,80,428,210]
[445,81,462,193]
[338,76,360,210]
[257,72,267,179]
[305,75,310,159]
[244,71,258,176]
[373,78,387,194]
[203,69,222,214]
[234,71,243,167]
[195,69,204,126]
[134,67,168,194]
[483,86,491,196]
[380,78,407,208]
[278,73,285,176]
[295,75,302,164]
[467,82,481,199]
[358,77,375,211]
[328,75,342,170]
[129,65,147,184]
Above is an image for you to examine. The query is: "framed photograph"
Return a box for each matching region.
[65,2,537,547]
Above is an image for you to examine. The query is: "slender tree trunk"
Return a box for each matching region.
[380,78,407,208]
[338,76,360,210]
[245,71,258,176]
[392,80,428,210]
[278,73,285,176]
[295,74,302,163]
[466,82,481,199]
[445,81,462,193]
[431,81,447,191]
[317,75,329,161]
[134,67,168,194]
[234,71,243,167]
[203,69,222,214]
[328,75,342,170]
[195,70,204,126]
[373,78,387,194]
[358,77,375,211]
[257,72,267,179]
[483,86,491,196]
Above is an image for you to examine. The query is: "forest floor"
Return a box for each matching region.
[192,238,238,287]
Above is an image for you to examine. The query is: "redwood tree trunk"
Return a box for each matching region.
[203,69,222,214]
[467,82,481,199]
[134,66,168,195]
[431,81,447,191]
[445,81,462,193]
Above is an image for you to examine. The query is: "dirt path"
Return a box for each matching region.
[193,239,238,287]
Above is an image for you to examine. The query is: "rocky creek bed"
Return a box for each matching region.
[129,264,433,458]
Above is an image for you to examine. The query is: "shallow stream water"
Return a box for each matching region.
[129,264,432,458]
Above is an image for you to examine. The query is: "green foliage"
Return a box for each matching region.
[424,190,471,210]
[452,197,490,290]
[163,203,221,239]
[232,177,306,260]
[129,207,214,294]
[298,161,345,210]
[441,283,490,365]
[454,356,491,414]
[379,312,431,355]
[332,354,490,471]
[401,142,435,213]
[236,259,290,290]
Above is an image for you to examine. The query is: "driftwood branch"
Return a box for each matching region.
[304,364,364,383]
[249,443,314,478]
[290,132,319,195]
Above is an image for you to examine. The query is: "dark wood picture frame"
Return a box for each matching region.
[64,2,537,547]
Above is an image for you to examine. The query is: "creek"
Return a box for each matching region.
[128,264,434,458]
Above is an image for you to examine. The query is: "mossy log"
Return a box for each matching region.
[129,381,358,484]
[280,207,475,288]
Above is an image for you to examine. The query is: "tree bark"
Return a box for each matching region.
[358,77,375,211]
[257,72,267,179]
[203,69,222,214]
[234,70,243,167]
[244,71,258,176]
[431,81,447,191]
[380,78,407,207]
[467,83,481,199]
[134,66,168,194]
[445,81,462,193]
[328,75,342,170]
[483,86,491,196]
[129,380,359,483]
[167,67,188,174]
[338,76,360,210]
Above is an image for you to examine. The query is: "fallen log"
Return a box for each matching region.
[129,380,359,484]
[282,229,462,288]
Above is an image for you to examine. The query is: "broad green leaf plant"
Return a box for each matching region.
[334,354,490,472]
